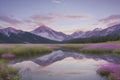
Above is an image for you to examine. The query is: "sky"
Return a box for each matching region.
[0,0,120,34]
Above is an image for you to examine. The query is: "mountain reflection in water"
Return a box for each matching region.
[10,50,120,80]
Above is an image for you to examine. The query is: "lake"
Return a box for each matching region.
[10,50,120,80]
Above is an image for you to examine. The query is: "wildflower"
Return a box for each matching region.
[1,53,15,59]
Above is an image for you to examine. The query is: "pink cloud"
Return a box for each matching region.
[99,15,120,26]
[89,15,120,30]
[30,14,89,25]
[0,15,22,25]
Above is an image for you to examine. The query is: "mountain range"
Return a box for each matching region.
[31,25,69,41]
[0,24,120,43]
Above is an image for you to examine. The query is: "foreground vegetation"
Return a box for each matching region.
[4,44,120,58]
[60,45,84,51]
[104,40,120,44]
[0,60,20,80]
[0,46,52,59]
[97,64,120,80]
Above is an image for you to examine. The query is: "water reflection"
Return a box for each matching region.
[33,50,120,66]
[10,50,120,80]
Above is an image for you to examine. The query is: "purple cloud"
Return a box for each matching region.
[30,14,89,25]
[99,15,120,26]
[0,15,22,25]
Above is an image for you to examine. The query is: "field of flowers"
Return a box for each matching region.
[97,64,120,80]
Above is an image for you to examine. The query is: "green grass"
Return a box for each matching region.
[113,49,120,54]
[59,45,120,55]
[97,70,116,80]
[104,40,120,44]
[112,49,120,56]
[0,46,52,59]
[79,49,113,54]
[108,76,116,80]
[97,70,110,77]
[0,60,20,80]
[60,45,84,51]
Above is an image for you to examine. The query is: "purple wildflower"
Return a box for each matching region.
[97,64,120,80]
[84,44,120,49]
[0,78,3,80]
[1,53,15,59]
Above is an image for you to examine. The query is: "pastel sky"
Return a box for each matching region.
[0,0,120,34]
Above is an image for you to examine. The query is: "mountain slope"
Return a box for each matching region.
[0,27,58,43]
[0,27,23,36]
[65,24,120,43]
[70,28,102,39]
[70,24,120,39]
[0,24,120,43]
[31,25,69,41]
[99,24,120,36]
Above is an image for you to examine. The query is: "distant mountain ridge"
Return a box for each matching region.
[0,27,23,37]
[0,27,58,43]
[66,24,120,43]
[70,28,103,39]
[31,25,69,41]
[31,24,120,41]
[0,24,120,43]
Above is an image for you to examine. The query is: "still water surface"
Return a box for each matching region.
[10,50,120,80]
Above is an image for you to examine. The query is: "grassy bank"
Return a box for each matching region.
[59,44,120,55]
[104,40,120,44]
[0,60,20,80]
[97,69,115,80]
[0,46,52,59]
[60,45,84,51]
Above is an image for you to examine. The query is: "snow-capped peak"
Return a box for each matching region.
[33,25,53,32]
[31,25,68,41]
[0,27,23,36]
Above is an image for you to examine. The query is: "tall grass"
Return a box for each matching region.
[80,49,113,54]
[60,45,84,51]
[97,70,115,80]
[59,45,120,55]
[0,60,20,80]
[113,49,120,54]
[0,47,52,59]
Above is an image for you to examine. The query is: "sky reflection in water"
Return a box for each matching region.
[10,50,119,80]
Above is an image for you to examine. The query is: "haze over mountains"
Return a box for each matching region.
[0,24,120,43]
